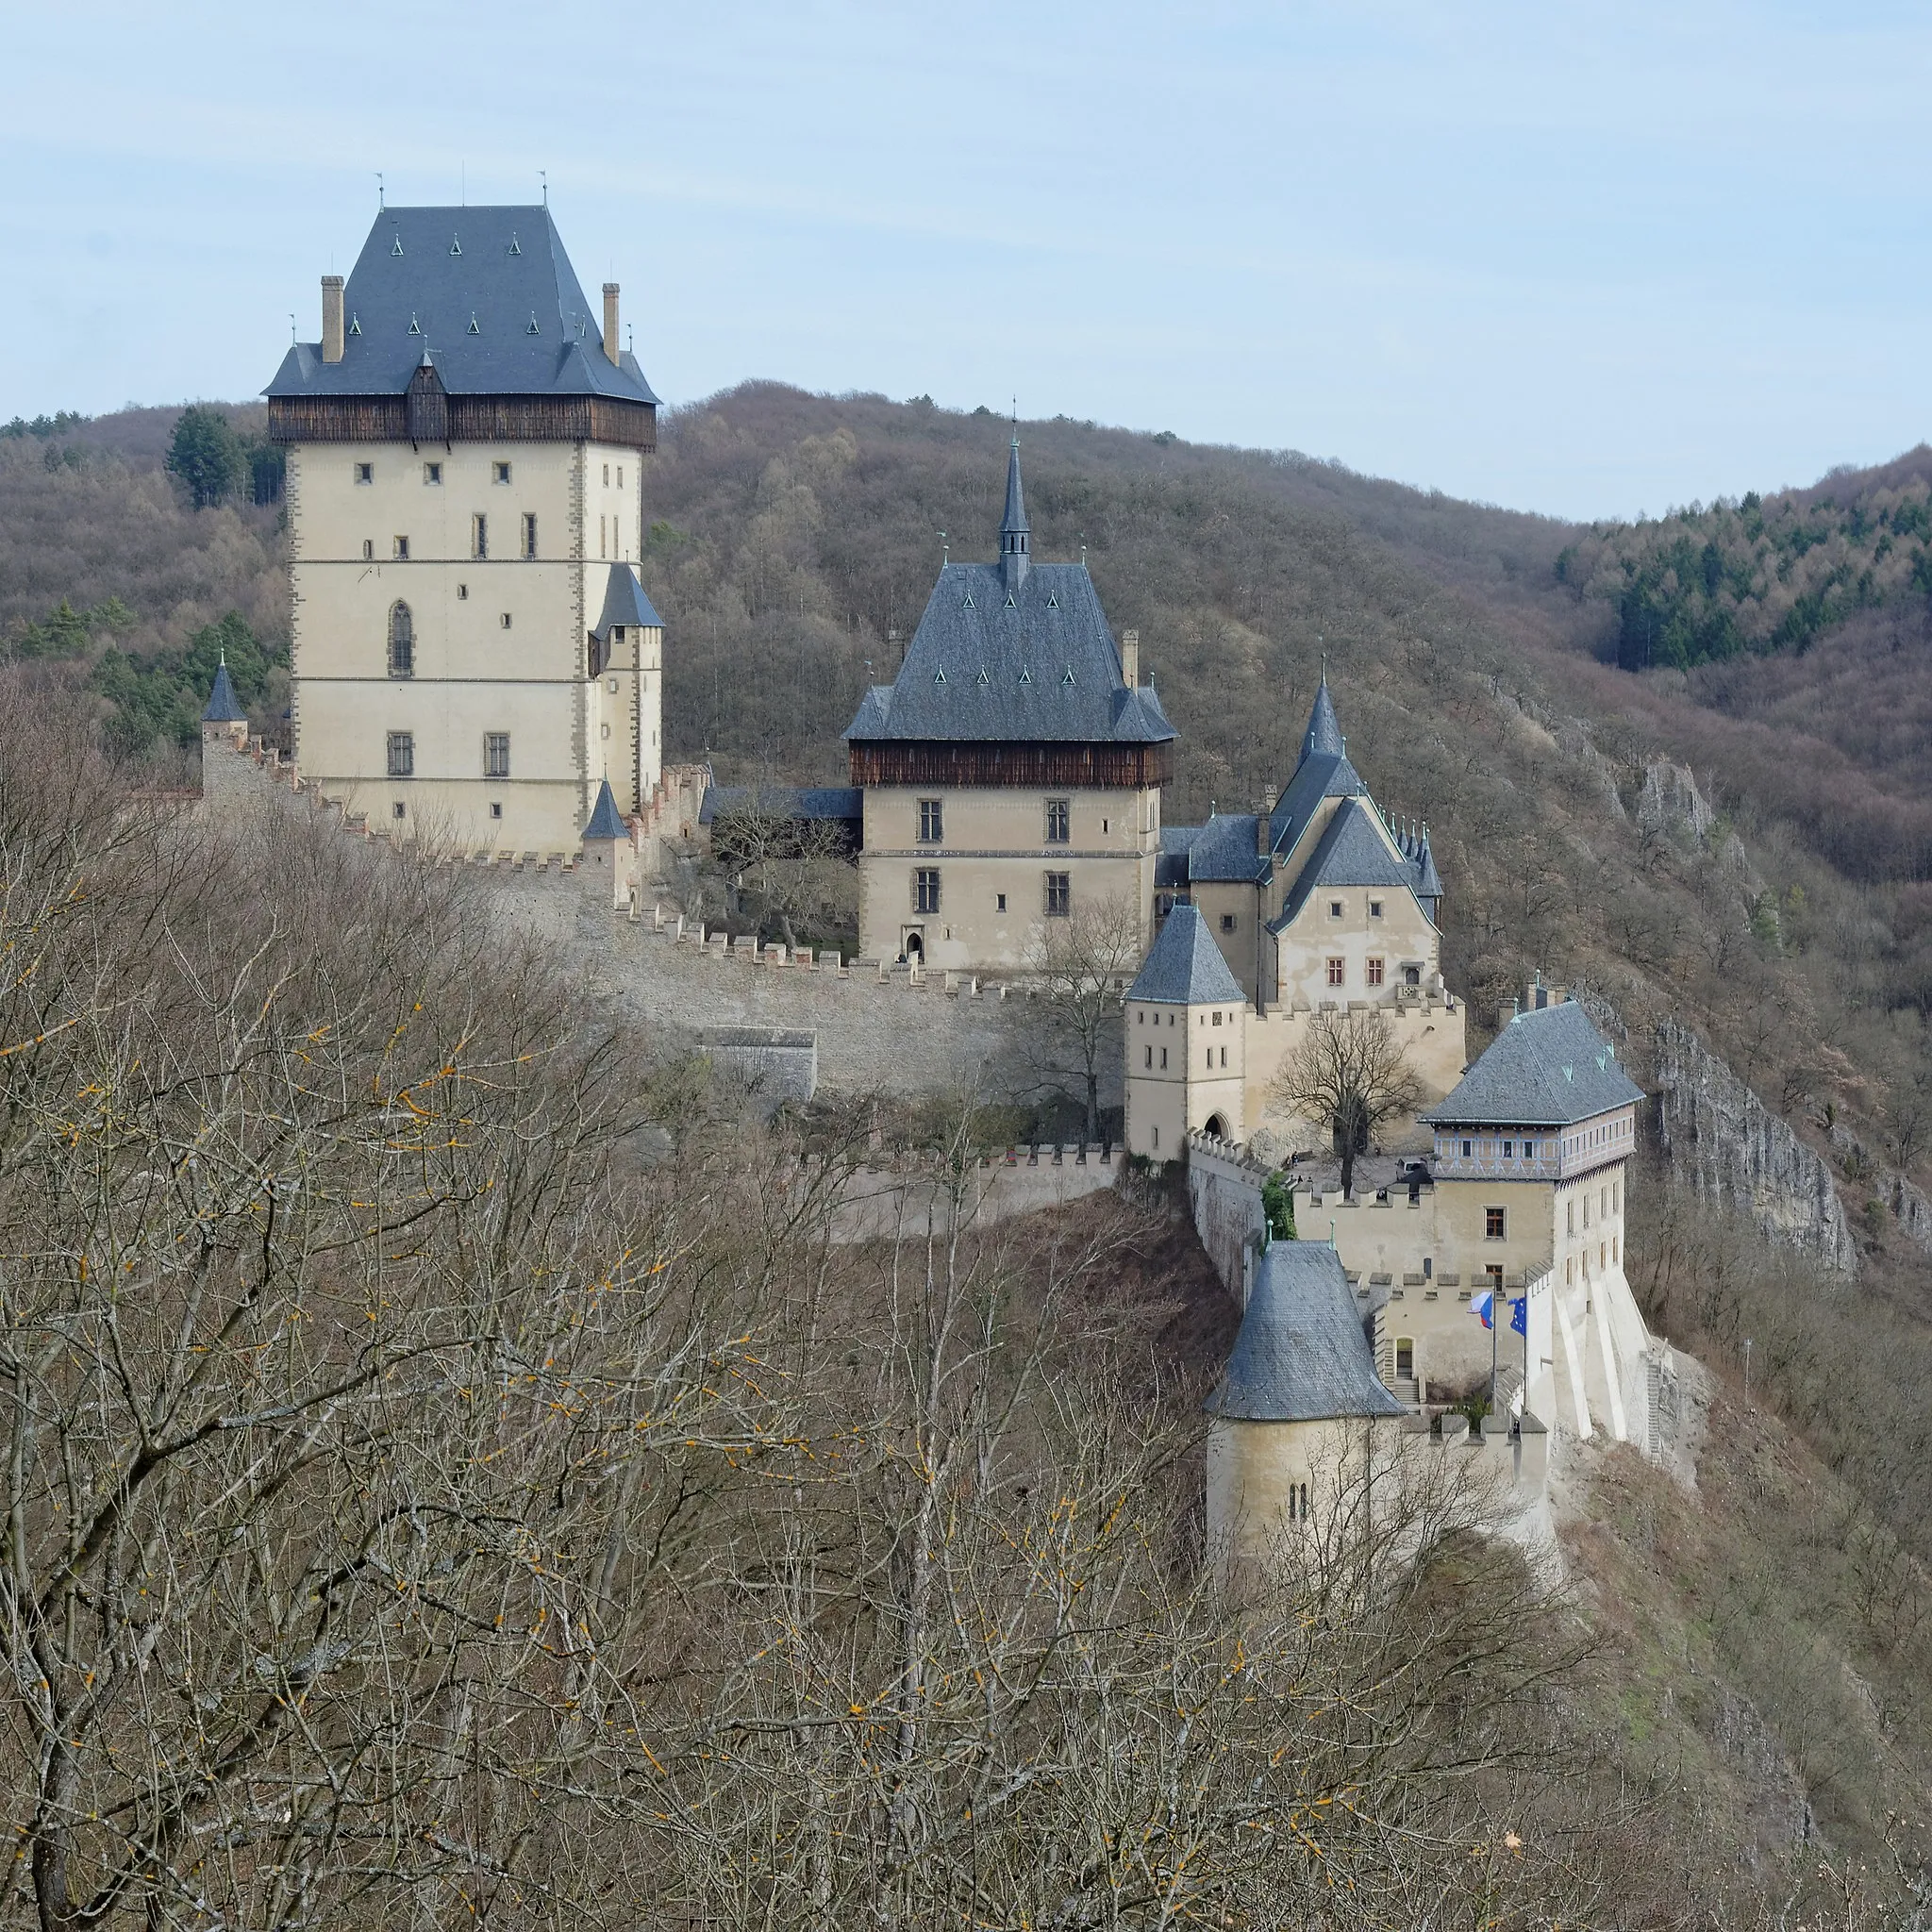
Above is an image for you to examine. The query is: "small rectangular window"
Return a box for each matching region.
[493,461,512,484]
[392,536,409,560]
[386,731,414,778]
[1044,871,1071,917]
[355,462,373,484]
[918,798,943,842]
[1326,957,1344,987]
[473,513,488,559]
[1221,912,1237,933]
[1366,958,1385,987]
[1044,798,1070,843]
[522,513,538,558]
[424,461,441,485]
[914,868,941,914]
[1486,1208,1506,1240]
[485,732,510,779]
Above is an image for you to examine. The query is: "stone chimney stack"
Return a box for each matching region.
[321,276,345,364]
[1121,627,1140,687]
[603,283,621,365]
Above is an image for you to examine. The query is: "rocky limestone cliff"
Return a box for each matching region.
[1652,1018,1858,1275]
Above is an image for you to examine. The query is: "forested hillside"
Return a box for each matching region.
[8,395,1932,1907]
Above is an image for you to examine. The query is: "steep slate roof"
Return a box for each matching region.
[201,663,245,723]
[1206,1241,1406,1424]
[1301,675,1344,759]
[263,206,658,404]
[1156,824,1202,890]
[843,444,1173,748]
[1185,811,1266,885]
[1271,797,1422,931]
[699,785,863,826]
[590,563,664,640]
[844,564,1173,744]
[581,778,627,841]
[1420,999,1645,1127]
[1127,903,1243,1005]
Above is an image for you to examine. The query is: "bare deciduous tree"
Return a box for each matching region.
[1272,1008,1424,1197]
[709,786,857,950]
[1025,891,1142,1141]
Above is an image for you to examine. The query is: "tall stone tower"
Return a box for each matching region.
[265,206,663,853]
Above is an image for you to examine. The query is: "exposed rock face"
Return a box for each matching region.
[1653,1018,1858,1274]
[1638,761,1717,843]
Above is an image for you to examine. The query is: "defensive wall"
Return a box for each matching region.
[199,735,1122,1110]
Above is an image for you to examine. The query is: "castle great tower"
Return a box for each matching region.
[265,205,663,853]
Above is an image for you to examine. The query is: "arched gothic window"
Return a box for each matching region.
[389,601,414,678]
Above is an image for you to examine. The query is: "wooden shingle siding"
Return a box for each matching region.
[268,394,657,451]
[848,741,1173,790]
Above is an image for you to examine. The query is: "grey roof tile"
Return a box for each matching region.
[201,663,245,723]
[1127,903,1244,1005]
[1301,675,1344,760]
[699,785,863,826]
[1272,797,1421,930]
[1420,999,1645,1127]
[843,562,1173,744]
[844,444,1172,748]
[1187,812,1266,884]
[1206,1241,1406,1423]
[590,563,664,640]
[582,778,626,841]
[263,206,658,405]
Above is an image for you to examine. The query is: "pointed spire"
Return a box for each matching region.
[581,776,626,842]
[201,660,244,724]
[1300,673,1344,761]
[999,436,1030,593]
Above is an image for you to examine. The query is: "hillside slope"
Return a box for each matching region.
[9,393,1932,1607]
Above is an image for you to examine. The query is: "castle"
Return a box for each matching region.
[264,205,665,854]
[227,200,1667,1579]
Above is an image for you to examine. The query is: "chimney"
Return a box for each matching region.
[602,283,621,365]
[321,276,345,364]
[1121,627,1140,687]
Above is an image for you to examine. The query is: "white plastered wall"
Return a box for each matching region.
[289,437,645,853]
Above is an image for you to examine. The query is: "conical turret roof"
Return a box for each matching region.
[201,661,245,724]
[1207,1241,1406,1424]
[1301,675,1343,761]
[581,777,626,841]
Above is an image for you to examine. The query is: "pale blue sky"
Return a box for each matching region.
[5,1,1928,520]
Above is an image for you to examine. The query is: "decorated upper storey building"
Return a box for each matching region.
[265,205,666,854]
[1126,678,1465,1157]
[843,441,1175,971]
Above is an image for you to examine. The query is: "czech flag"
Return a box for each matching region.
[1473,1290,1494,1329]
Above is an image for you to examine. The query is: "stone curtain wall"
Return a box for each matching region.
[483,874,1122,1109]
[1653,1017,1858,1274]
[1184,1134,1270,1303]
